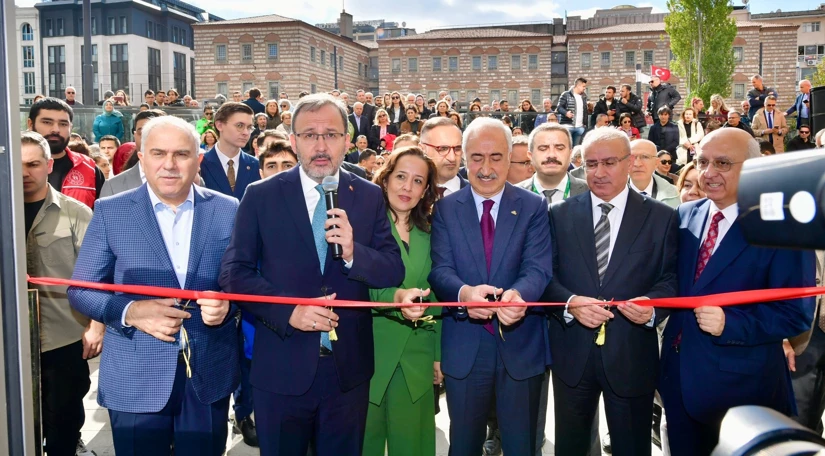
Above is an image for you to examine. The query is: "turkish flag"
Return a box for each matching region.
[651,66,671,81]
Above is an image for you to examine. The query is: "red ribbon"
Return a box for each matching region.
[26,276,825,309]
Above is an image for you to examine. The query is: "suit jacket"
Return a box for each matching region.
[751,109,789,153]
[515,173,589,200]
[68,185,241,413]
[100,164,142,198]
[200,148,260,199]
[362,104,377,126]
[570,166,586,181]
[785,93,811,128]
[218,167,404,396]
[368,124,399,151]
[341,161,367,179]
[428,184,553,381]
[660,199,816,423]
[787,251,825,356]
[369,220,441,405]
[545,190,678,397]
[349,113,370,140]
[243,98,266,115]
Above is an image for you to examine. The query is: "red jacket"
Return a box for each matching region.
[61,149,96,209]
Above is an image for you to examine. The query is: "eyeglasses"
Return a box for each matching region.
[230,122,255,133]
[392,96,400,100]
[800,131,811,135]
[66,92,75,94]
[421,142,462,156]
[511,160,531,167]
[584,154,631,170]
[660,159,672,165]
[204,112,213,116]
[632,154,656,161]
[766,104,776,107]
[622,120,631,124]
[695,157,743,172]
[294,132,346,142]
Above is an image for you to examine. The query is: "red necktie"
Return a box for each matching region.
[694,211,725,282]
[481,200,495,335]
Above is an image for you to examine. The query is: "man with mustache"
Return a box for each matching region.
[27,98,105,209]
[419,117,468,197]
[219,93,404,456]
[429,117,553,456]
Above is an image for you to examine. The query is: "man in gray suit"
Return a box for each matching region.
[100,110,165,197]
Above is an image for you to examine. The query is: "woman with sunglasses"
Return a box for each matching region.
[617,113,641,140]
[264,100,282,129]
[387,91,406,125]
[279,99,292,113]
[364,147,441,456]
[369,108,399,150]
[655,151,680,185]
[675,160,705,203]
[676,108,704,165]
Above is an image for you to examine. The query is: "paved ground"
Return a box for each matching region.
[81,358,663,456]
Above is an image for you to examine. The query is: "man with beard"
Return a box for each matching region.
[591,86,619,127]
[27,98,104,209]
[219,94,404,456]
[419,117,468,197]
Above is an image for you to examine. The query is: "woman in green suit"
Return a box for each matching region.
[364,146,442,456]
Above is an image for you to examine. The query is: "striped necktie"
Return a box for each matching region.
[595,203,614,283]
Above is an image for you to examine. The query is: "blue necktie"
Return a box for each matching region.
[312,185,333,351]
[767,111,774,144]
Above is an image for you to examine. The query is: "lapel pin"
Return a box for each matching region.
[246,166,250,170]
[511,210,517,215]
[349,185,354,192]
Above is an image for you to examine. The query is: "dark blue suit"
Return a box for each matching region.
[243,98,266,115]
[200,148,260,200]
[218,167,404,456]
[785,92,810,128]
[659,199,816,456]
[429,183,552,456]
[68,185,241,456]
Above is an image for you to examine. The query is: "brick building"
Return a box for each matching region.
[751,4,825,81]
[377,28,557,107]
[192,13,371,100]
[566,19,798,112]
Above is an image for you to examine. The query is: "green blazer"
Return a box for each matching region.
[369,217,442,406]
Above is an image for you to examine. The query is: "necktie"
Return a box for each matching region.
[543,189,558,204]
[481,200,495,335]
[435,186,446,199]
[227,159,236,193]
[694,211,725,283]
[594,203,613,283]
[312,185,333,351]
[767,112,774,144]
[640,191,648,197]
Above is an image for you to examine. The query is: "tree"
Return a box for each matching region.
[812,59,825,87]
[665,0,738,105]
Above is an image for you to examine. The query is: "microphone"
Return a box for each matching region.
[322,176,343,260]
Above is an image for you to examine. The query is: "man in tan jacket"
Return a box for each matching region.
[751,95,789,152]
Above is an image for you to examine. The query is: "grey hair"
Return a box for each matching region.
[291,93,348,133]
[816,129,825,147]
[353,101,363,109]
[528,123,572,152]
[462,116,513,159]
[139,115,200,154]
[581,126,631,159]
[21,131,51,160]
[745,137,760,159]
[356,134,367,141]
[571,145,583,160]
[512,135,528,146]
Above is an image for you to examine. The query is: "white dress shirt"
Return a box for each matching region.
[533,174,569,205]
[214,143,241,177]
[138,162,146,184]
[439,174,463,197]
[629,178,653,196]
[701,202,738,255]
[298,166,353,268]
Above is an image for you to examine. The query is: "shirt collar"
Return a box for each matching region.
[533,173,568,194]
[138,161,146,183]
[147,184,195,211]
[470,185,505,208]
[591,185,630,213]
[708,201,739,224]
[628,177,653,195]
[44,184,61,209]
[214,143,241,168]
[440,174,462,193]
[299,165,341,196]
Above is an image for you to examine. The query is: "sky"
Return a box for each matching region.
[13,0,817,32]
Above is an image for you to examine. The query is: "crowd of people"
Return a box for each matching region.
[18,71,824,456]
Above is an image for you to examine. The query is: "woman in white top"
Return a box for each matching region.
[676,108,704,165]
[387,91,405,124]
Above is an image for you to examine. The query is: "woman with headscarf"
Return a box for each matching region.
[93,99,125,141]
[265,100,282,129]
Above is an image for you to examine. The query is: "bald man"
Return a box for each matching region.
[628,140,679,208]
[786,79,812,129]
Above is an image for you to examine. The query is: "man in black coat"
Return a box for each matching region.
[648,107,680,155]
[646,77,681,124]
[615,84,646,132]
[591,86,619,127]
[242,87,266,115]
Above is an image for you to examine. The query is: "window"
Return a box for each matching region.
[392,58,401,73]
[734,83,745,100]
[330,53,334,67]
[171,27,179,44]
[802,22,821,33]
[467,90,477,102]
[217,82,228,97]
[81,44,99,101]
[22,46,35,68]
[242,44,252,62]
[642,50,654,68]
[45,19,53,37]
[110,44,129,93]
[472,56,481,71]
[551,52,566,76]
[408,57,418,72]
[321,50,326,66]
[181,30,187,47]
[268,43,278,60]
[108,17,115,35]
[428,91,437,100]
[56,18,64,36]
[146,20,153,39]
[22,23,33,41]
[358,62,363,76]
[339,56,344,71]
[430,56,441,72]
[268,82,279,99]
[449,56,458,71]
[174,52,187,96]
[490,90,501,102]
[733,46,744,63]
[551,83,566,100]
[47,46,65,98]
[507,90,518,105]
[531,89,541,107]
[155,23,163,40]
[120,16,127,34]
[24,72,35,95]
[600,52,611,68]
[310,83,317,94]
[242,82,253,93]
[625,51,635,68]
[511,54,521,70]
[148,48,161,92]
[91,17,97,35]
[581,52,591,68]
[310,46,316,62]
[449,90,459,101]
[528,54,538,70]
[488,55,498,70]
[190,57,195,97]
[216,44,226,62]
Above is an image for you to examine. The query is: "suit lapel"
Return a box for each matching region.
[572,193,600,288]
[693,221,748,292]
[132,186,178,287]
[280,168,317,259]
[457,188,489,280]
[409,225,430,286]
[685,201,709,287]
[203,150,231,195]
[184,187,212,290]
[602,191,649,288]
[490,186,521,276]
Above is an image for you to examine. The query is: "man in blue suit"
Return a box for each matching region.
[201,102,260,200]
[659,128,816,456]
[219,94,404,456]
[429,117,553,456]
[242,87,266,115]
[785,79,811,130]
[68,116,241,456]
